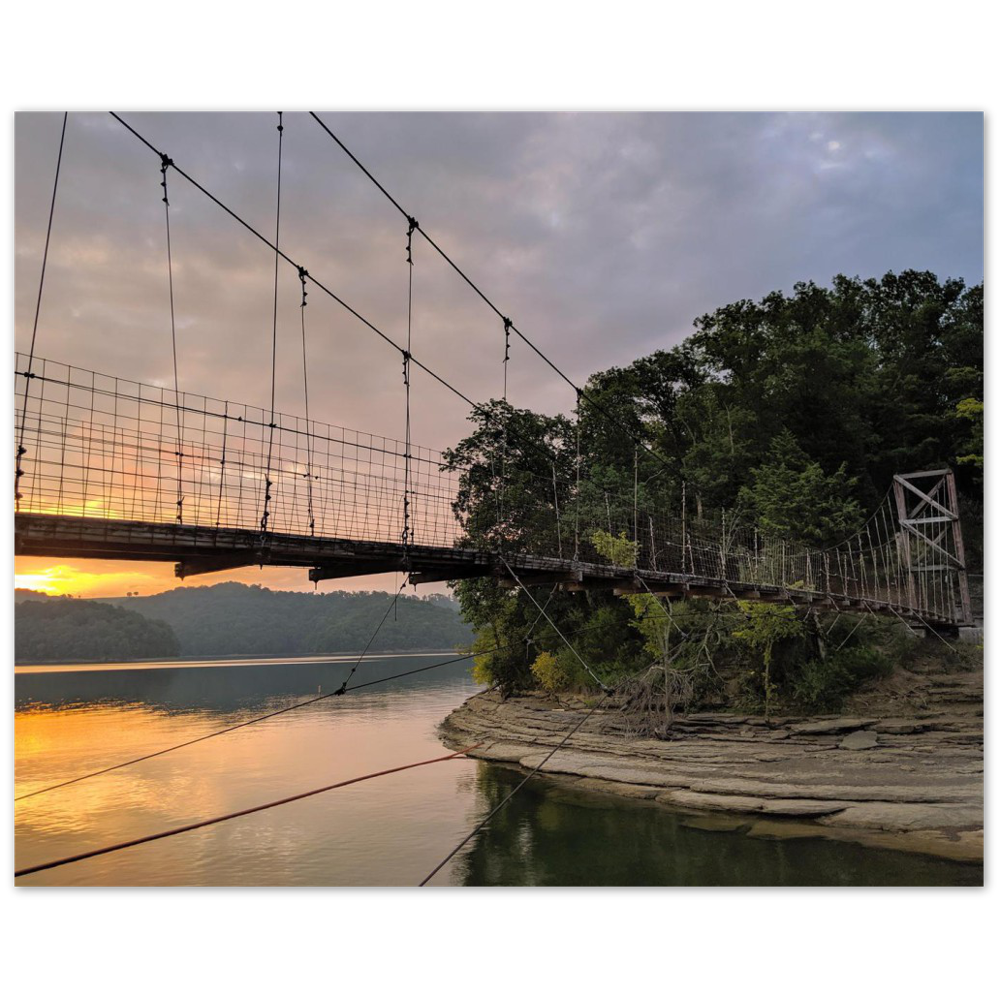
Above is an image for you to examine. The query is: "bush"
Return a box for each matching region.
[530,651,569,692]
[836,646,894,683]
[793,646,892,711]
[792,656,855,711]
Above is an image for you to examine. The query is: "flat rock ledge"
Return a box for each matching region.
[441,692,983,863]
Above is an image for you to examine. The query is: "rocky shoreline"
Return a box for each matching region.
[441,670,984,863]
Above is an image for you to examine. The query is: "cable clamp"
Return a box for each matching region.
[405,217,418,264]
[276,112,284,133]
[159,155,173,204]
[334,681,348,696]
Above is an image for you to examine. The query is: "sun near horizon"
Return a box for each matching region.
[13,557,414,599]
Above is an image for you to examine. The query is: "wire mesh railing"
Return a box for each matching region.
[14,355,465,549]
[14,356,971,624]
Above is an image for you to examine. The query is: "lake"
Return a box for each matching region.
[14,654,982,886]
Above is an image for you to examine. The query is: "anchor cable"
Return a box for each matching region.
[15,743,484,879]
[418,696,607,885]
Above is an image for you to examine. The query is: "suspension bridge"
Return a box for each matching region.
[13,351,973,632]
[13,111,977,883]
[14,114,973,635]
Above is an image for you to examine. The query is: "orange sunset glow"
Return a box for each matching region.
[14,557,418,598]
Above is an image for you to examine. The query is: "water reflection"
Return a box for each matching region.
[456,765,983,887]
[16,653,456,714]
[15,658,982,886]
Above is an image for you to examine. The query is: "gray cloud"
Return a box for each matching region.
[15,111,984,454]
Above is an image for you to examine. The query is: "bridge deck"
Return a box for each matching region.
[14,513,967,628]
[14,356,973,631]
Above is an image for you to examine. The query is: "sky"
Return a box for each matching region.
[13,111,984,597]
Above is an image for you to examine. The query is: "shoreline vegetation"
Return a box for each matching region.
[447,272,982,717]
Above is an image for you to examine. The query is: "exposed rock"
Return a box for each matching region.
[440,669,983,863]
[790,718,877,735]
[657,789,851,818]
[840,730,879,750]
[875,720,932,735]
[574,778,662,800]
[816,802,983,833]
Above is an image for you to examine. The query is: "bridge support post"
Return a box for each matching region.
[892,468,973,626]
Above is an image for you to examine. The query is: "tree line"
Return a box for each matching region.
[15,584,473,663]
[446,271,983,716]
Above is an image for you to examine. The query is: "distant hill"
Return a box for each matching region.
[15,599,180,664]
[15,588,54,603]
[97,582,474,657]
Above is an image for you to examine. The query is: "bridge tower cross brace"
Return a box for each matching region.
[892,468,973,626]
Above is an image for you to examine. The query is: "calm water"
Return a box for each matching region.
[15,655,982,886]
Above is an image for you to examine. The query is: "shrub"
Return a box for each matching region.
[793,646,892,711]
[835,646,894,683]
[731,603,807,719]
[530,651,569,692]
[792,656,855,711]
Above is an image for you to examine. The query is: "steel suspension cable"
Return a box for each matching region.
[308,111,674,476]
[298,266,315,533]
[109,113,567,478]
[109,111,924,616]
[500,556,610,691]
[308,116,942,618]
[16,112,67,512]
[159,152,185,523]
[260,112,284,538]
[500,316,512,535]
[402,215,418,557]
[336,579,407,697]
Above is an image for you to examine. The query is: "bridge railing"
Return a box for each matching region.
[15,356,970,624]
[475,479,968,624]
[14,355,466,549]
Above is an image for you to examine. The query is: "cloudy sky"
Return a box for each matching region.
[14,111,984,596]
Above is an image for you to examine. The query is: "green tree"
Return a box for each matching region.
[738,430,862,547]
[731,603,806,721]
[955,397,983,475]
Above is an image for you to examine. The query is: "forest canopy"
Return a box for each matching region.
[15,599,180,664]
[447,271,983,710]
[15,584,473,663]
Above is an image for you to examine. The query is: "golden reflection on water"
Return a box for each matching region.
[15,659,983,888]
[15,658,483,886]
